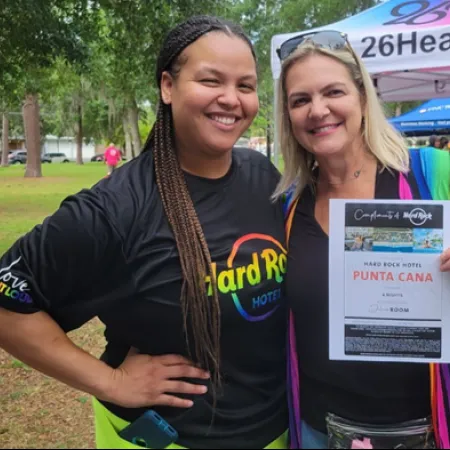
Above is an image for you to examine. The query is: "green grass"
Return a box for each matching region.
[0,163,107,256]
[10,360,31,370]
[0,163,109,448]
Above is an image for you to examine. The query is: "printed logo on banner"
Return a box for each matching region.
[420,104,450,114]
[403,208,433,226]
[352,207,434,226]
[384,1,450,26]
[344,203,444,255]
[357,0,450,69]
[348,203,441,228]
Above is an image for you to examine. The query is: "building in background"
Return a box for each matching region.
[5,135,100,162]
[43,136,98,162]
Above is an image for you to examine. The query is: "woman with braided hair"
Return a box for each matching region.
[0,16,288,449]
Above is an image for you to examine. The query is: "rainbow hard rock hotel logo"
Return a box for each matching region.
[205,234,287,322]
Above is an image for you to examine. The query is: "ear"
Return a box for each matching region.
[160,71,174,105]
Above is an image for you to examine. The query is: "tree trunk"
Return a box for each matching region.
[23,93,42,178]
[127,98,141,155]
[1,113,9,167]
[122,115,133,161]
[75,103,83,165]
[395,104,402,117]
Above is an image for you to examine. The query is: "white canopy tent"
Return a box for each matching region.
[271,0,450,102]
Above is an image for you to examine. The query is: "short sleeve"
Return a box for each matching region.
[0,189,135,332]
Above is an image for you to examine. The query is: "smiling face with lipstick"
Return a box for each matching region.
[284,53,364,161]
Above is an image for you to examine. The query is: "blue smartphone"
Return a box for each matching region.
[119,410,178,448]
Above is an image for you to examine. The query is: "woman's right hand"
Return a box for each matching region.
[102,349,210,409]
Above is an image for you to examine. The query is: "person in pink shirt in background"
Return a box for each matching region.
[104,143,122,175]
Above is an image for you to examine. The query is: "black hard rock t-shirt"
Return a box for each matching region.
[286,169,431,434]
[0,148,288,449]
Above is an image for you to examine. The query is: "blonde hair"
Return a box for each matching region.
[273,41,410,200]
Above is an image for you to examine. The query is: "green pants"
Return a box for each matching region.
[93,398,288,449]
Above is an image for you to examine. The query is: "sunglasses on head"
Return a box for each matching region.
[276,30,350,61]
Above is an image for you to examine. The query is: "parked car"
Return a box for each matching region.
[91,154,105,162]
[44,153,70,163]
[8,150,27,164]
[44,152,70,163]
[8,150,52,164]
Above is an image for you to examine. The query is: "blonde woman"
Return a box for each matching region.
[274,31,450,449]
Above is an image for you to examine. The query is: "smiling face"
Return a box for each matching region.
[160,32,259,159]
[284,53,365,160]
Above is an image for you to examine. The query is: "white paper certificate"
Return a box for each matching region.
[329,199,450,363]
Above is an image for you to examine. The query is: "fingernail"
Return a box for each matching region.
[200,386,208,393]
[187,400,194,407]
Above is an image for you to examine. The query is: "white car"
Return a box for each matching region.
[44,152,70,163]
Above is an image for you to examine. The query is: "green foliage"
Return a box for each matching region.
[139,107,156,144]
[1,0,96,97]
[2,111,24,141]
[383,101,423,118]
[40,58,110,145]
[2,0,386,152]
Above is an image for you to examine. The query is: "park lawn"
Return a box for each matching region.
[0,163,109,449]
[0,163,108,255]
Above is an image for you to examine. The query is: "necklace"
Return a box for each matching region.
[322,161,365,186]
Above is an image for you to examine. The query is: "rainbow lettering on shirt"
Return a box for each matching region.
[0,282,33,303]
[0,257,33,304]
[205,234,287,322]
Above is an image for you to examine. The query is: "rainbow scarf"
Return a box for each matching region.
[415,147,450,201]
[284,174,450,449]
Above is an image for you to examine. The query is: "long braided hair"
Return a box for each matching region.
[143,16,256,385]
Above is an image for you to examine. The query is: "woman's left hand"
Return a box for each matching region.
[440,248,450,272]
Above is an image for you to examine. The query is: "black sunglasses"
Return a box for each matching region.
[276,30,350,61]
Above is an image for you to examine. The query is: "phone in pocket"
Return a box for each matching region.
[119,410,178,448]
